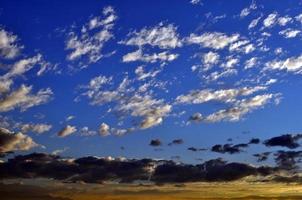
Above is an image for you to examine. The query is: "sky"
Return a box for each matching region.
[1,0,302,167]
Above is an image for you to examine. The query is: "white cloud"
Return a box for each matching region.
[57,125,77,137]
[0,84,53,112]
[175,86,266,105]
[265,55,302,74]
[239,1,257,18]
[99,122,110,136]
[120,23,182,49]
[80,126,96,136]
[248,17,261,29]
[202,51,220,70]
[222,58,239,68]
[20,123,52,134]
[187,32,239,50]
[135,66,161,80]
[65,6,117,65]
[244,57,258,69]
[204,94,275,122]
[263,13,278,28]
[0,28,23,59]
[229,40,255,54]
[122,49,178,63]
[279,29,300,38]
[295,14,302,23]
[278,16,292,26]
[0,127,39,153]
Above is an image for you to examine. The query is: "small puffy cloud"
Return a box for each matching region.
[0,127,38,153]
[168,139,184,145]
[295,14,302,23]
[278,16,292,26]
[65,6,117,65]
[57,125,77,137]
[202,51,220,70]
[239,1,257,18]
[0,84,53,112]
[0,28,23,59]
[264,134,302,149]
[122,49,178,63]
[265,54,302,74]
[279,28,300,38]
[189,112,203,122]
[187,32,239,49]
[20,123,52,134]
[204,94,276,123]
[244,57,258,69]
[149,139,162,147]
[253,152,271,162]
[80,126,96,136]
[248,17,261,29]
[263,13,278,28]
[175,86,266,105]
[229,40,255,54]
[135,66,161,80]
[120,23,182,49]
[99,122,110,136]
[65,115,75,122]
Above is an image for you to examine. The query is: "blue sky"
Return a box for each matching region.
[1,0,302,165]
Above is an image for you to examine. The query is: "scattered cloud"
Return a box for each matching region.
[57,125,77,137]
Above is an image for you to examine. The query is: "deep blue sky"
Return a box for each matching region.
[1,0,302,165]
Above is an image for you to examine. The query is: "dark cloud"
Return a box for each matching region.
[149,139,162,147]
[0,153,281,183]
[249,138,260,144]
[253,152,271,162]
[168,139,184,146]
[211,143,248,154]
[187,147,207,152]
[274,150,302,170]
[264,134,302,149]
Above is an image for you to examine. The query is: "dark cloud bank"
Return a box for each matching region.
[0,152,289,184]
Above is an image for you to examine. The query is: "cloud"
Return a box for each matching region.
[80,126,96,136]
[186,32,239,50]
[57,125,77,137]
[0,127,38,153]
[187,147,207,152]
[264,134,302,149]
[0,153,280,183]
[211,143,249,154]
[65,6,117,66]
[249,138,260,144]
[20,123,52,134]
[244,57,258,69]
[279,28,300,38]
[120,23,182,49]
[135,65,161,80]
[189,112,203,122]
[253,152,271,162]
[203,94,276,123]
[239,1,257,18]
[278,16,292,26]
[265,55,302,74]
[149,139,162,147]
[274,150,302,170]
[263,13,278,28]
[175,86,266,105]
[99,123,110,136]
[0,28,23,59]
[122,49,178,63]
[0,84,53,112]
[201,51,219,70]
[248,17,261,29]
[168,139,184,146]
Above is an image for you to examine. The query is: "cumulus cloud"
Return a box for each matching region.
[175,86,266,105]
[203,94,276,123]
[122,49,178,63]
[65,6,117,65]
[244,57,258,69]
[57,125,77,137]
[279,28,300,38]
[20,123,52,134]
[254,152,271,162]
[0,28,23,59]
[0,127,38,153]
[264,134,302,149]
[135,65,161,80]
[278,16,292,26]
[99,122,110,136]
[211,143,249,154]
[263,13,278,28]
[239,1,257,18]
[149,139,162,147]
[265,54,302,74]
[187,32,239,50]
[120,23,182,49]
[0,84,53,112]
[201,51,220,70]
[248,17,261,29]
